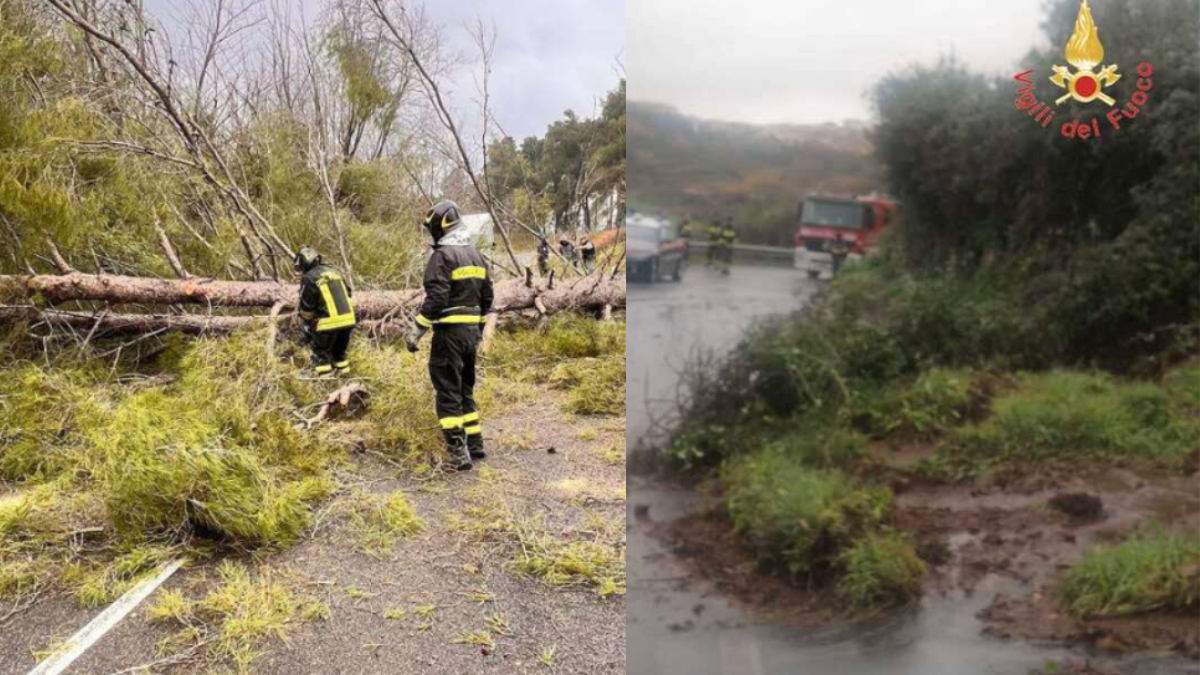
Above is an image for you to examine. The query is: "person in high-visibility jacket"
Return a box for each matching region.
[296,246,356,375]
[706,221,722,266]
[405,200,495,472]
[721,219,738,267]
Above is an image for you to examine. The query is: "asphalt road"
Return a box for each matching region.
[624,263,1198,675]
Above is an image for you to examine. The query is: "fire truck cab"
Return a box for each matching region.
[794,195,897,279]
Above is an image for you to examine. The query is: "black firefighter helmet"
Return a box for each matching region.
[424,200,463,244]
[294,246,322,273]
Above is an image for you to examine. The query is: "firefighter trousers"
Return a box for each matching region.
[311,326,353,374]
[430,325,482,438]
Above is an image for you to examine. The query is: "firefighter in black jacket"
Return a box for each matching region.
[296,247,356,375]
[405,200,494,472]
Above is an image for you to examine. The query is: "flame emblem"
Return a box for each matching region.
[1051,0,1120,106]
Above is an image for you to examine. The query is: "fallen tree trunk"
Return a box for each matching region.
[0,273,625,337]
[0,272,625,318]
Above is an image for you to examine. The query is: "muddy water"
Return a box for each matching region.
[626,264,1198,675]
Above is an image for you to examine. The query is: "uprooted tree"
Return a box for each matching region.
[0,265,626,336]
[0,0,627,343]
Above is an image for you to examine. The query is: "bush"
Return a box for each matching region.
[1058,530,1200,617]
[946,371,1197,465]
[1163,359,1200,412]
[848,368,989,440]
[837,531,926,609]
[723,449,891,576]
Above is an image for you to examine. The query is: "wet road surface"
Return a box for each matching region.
[626,264,1199,675]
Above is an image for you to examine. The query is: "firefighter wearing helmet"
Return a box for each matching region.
[406,200,494,472]
[295,246,356,375]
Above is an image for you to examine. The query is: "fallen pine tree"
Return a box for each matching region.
[0,269,625,336]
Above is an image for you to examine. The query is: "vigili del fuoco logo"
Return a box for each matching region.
[1012,0,1154,140]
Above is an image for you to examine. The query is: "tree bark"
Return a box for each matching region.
[0,273,625,336]
[0,272,624,316]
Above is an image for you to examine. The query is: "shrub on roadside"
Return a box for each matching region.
[847,367,989,440]
[837,531,926,609]
[722,449,891,576]
[945,371,1197,467]
[1058,530,1200,617]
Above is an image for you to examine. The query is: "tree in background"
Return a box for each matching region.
[0,0,624,288]
[871,0,1199,367]
[486,80,626,238]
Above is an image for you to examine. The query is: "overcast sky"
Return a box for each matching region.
[145,0,625,139]
[629,0,1047,125]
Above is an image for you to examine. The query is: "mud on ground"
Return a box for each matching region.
[641,456,1200,659]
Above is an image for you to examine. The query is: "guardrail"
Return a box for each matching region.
[689,241,794,267]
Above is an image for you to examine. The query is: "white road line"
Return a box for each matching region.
[26,559,185,675]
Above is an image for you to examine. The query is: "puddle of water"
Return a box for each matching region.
[626,265,1199,675]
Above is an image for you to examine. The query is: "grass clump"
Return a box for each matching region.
[938,371,1197,475]
[723,448,891,577]
[73,544,174,607]
[490,313,624,370]
[837,531,926,609]
[351,490,424,557]
[0,560,40,599]
[1058,530,1200,618]
[489,314,626,416]
[848,368,989,440]
[1162,359,1200,412]
[550,355,625,415]
[148,561,324,673]
[511,517,625,597]
[453,631,495,649]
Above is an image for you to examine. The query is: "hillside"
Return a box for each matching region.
[627,101,883,246]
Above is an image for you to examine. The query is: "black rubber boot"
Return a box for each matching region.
[443,429,473,472]
[467,433,486,460]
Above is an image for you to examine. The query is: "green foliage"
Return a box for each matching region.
[1058,529,1200,617]
[73,544,173,608]
[1162,359,1200,412]
[490,313,624,368]
[723,450,891,576]
[511,527,625,597]
[148,561,325,673]
[871,0,1199,368]
[351,490,425,557]
[353,343,443,463]
[0,365,103,481]
[487,81,626,234]
[837,531,926,610]
[848,368,990,440]
[550,355,624,416]
[488,314,626,416]
[941,371,1197,470]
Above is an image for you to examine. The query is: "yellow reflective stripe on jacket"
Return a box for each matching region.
[416,314,435,328]
[439,416,465,430]
[462,412,480,424]
[317,314,356,330]
[437,315,486,325]
[450,266,487,281]
[464,425,481,435]
[315,272,356,331]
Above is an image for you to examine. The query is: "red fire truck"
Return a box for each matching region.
[793,194,898,279]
